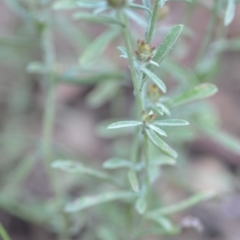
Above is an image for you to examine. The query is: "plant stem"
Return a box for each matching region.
[120,13,145,114]
[146,0,160,43]
[0,223,11,240]
[41,10,70,240]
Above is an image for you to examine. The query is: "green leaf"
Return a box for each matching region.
[51,160,120,186]
[147,191,215,218]
[142,0,152,23]
[224,0,235,26]
[141,68,166,93]
[65,191,135,212]
[135,197,147,214]
[150,156,176,166]
[168,83,218,107]
[159,0,167,8]
[204,129,240,156]
[147,24,183,72]
[107,121,142,129]
[86,81,120,108]
[128,170,140,192]
[79,29,119,66]
[148,124,167,137]
[0,223,11,240]
[148,216,174,232]
[129,3,152,14]
[53,0,105,10]
[146,129,177,158]
[103,158,132,169]
[154,119,189,126]
[59,71,124,85]
[26,62,46,74]
[73,13,124,27]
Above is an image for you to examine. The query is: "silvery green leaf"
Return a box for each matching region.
[168,83,218,107]
[146,24,183,74]
[65,191,135,212]
[129,3,152,14]
[73,13,124,27]
[149,60,159,67]
[150,156,176,166]
[148,124,167,137]
[146,129,177,158]
[224,0,235,26]
[156,103,171,115]
[148,216,174,232]
[117,46,128,58]
[26,62,46,74]
[103,158,132,169]
[159,0,167,8]
[142,0,152,23]
[141,68,166,93]
[86,81,120,108]
[125,10,147,27]
[51,160,120,185]
[128,169,140,192]
[79,29,119,66]
[135,197,147,214]
[147,191,215,218]
[53,0,105,10]
[107,121,142,129]
[154,119,189,126]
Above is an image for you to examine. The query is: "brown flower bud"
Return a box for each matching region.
[106,0,126,9]
[135,40,155,62]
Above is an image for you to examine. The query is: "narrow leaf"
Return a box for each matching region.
[65,191,135,212]
[128,170,140,192]
[51,160,120,185]
[154,119,189,126]
[148,124,167,137]
[148,216,174,232]
[129,3,152,14]
[147,24,183,73]
[73,13,124,27]
[80,29,119,66]
[146,129,177,158]
[107,121,142,129]
[169,83,218,107]
[103,158,132,169]
[135,197,147,214]
[150,156,176,166]
[141,68,166,93]
[147,191,215,217]
[224,0,235,26]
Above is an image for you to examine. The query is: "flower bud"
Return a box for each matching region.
[135,40,155,62]
[106,0,126,9]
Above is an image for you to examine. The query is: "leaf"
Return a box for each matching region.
[79,29,119,66]
[125,10,147,27]
[107,121,142,129]
[0,223,11,240]
[59,71,124,85]
[103,158,132,169]
[168,83,218,107]
[147,191,215,218]
[128,169,140,192]
[204,129,240,156]
[135,197,147,214]
[148,124,167,137]
[159,0,167,8]
[154,119,189,126]
[224,0,235,26]
[53,0,105,10]
[147,24,183,72]
[51,160,120,185]
[141,68,166,93]
[142,0,152,23]
[26,62,46,74]
[129,3,152,14]
[148,216,175,232]
[146,129,177,158]
[86,81,120,108]
[65,191,135,212]
[117,46,128,58]
[73,13,124,27]
[150,156,176,166]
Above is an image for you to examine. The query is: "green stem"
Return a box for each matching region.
[0,223,11,240]
[41,11,70,240]
[144,131,150,195]
[120,13,145,114]
[146,0,160,43]
[194,0,218,66]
